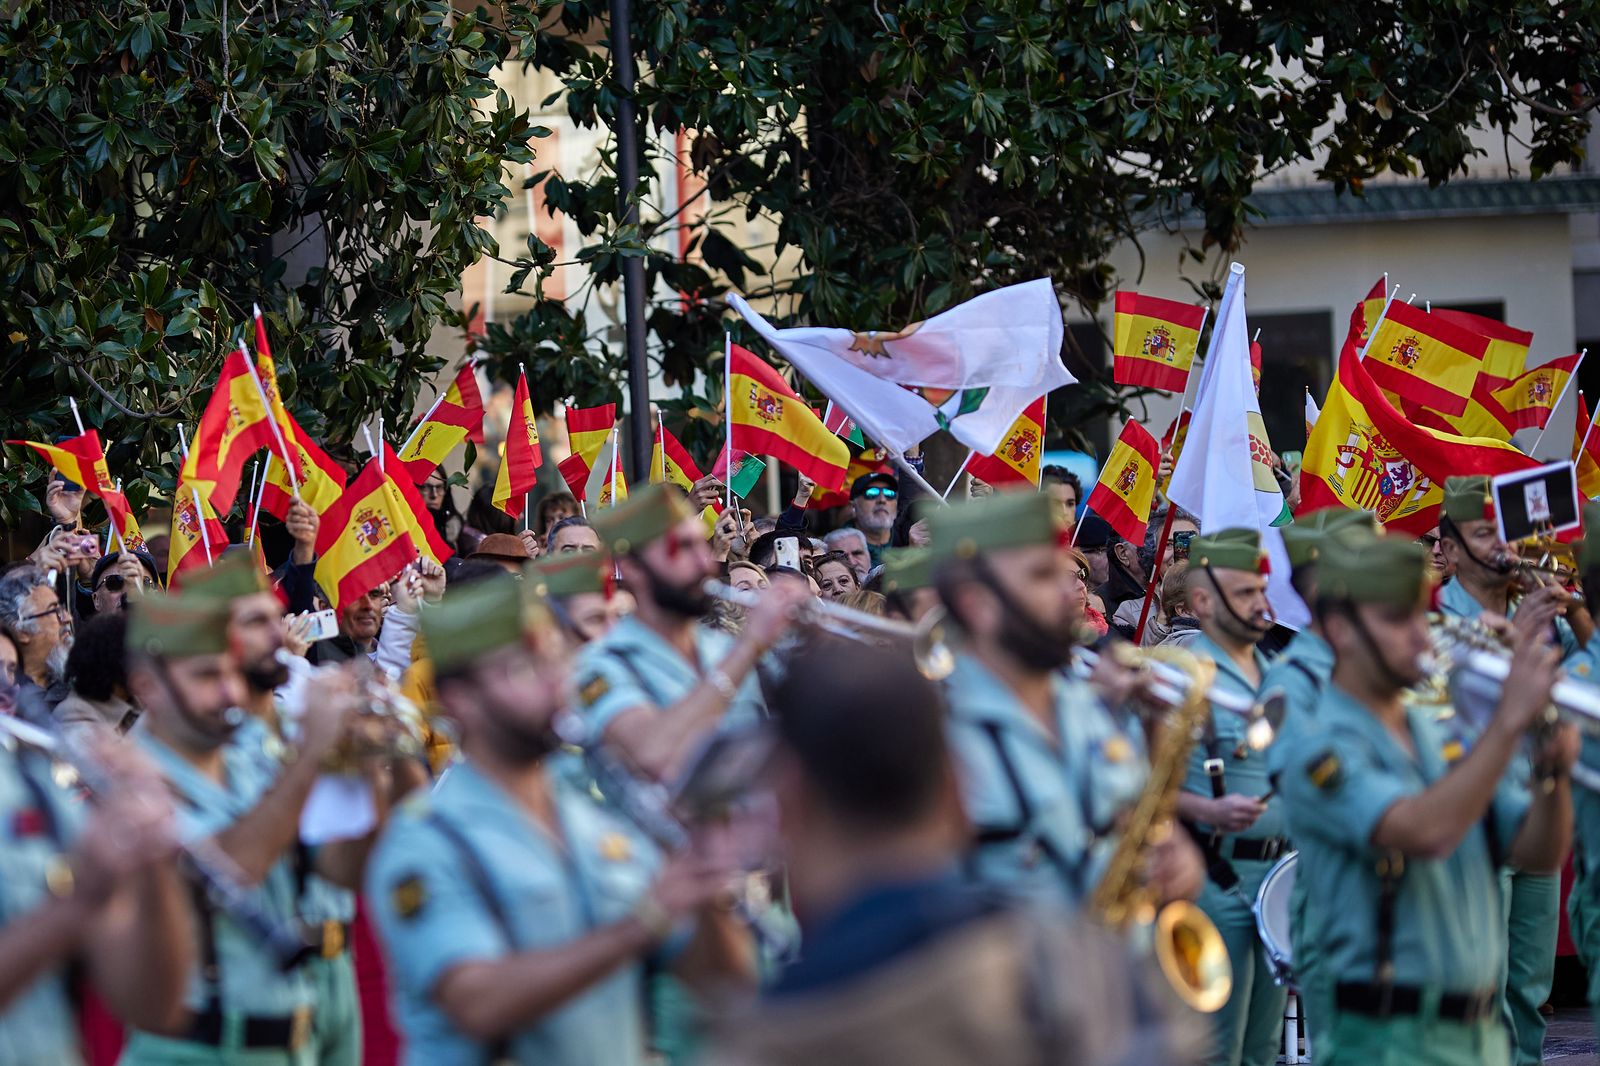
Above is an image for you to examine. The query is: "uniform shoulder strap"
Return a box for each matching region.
[423,809,513,1065]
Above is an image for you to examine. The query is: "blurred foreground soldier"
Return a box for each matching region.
[1557,501,1600,1037]
[366,577,753,1064]
[709,634,1203,1066]
[877,547,939,624]
[0,682,193,1061]
[1280,531,1575,1066]
[927,492,1201,908]
[528,551,623,646]
[1173,528,1283,1066]
[121,586,361,1064]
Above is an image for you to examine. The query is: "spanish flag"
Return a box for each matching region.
[1157,408,1192,496]
[396,363,487,484]
[1361,300,1488,418]
[1112,292,1208,393]
[491,370,543,517]
[259,412,347,520]
[6,430,133,531]
[728,345,849,491]
[580,431,629,510]
[112,508,146,553]
[252,307,303,483]
[381,443,453,566]
[1353,278,1388,347]
[182,349,276,512]
[1432,307,1532,383]
[809,447,890,511]
[1300,335,1535,535]
[1489,352,1582,432]
[1415,307,1535,438]
[167,480,229,589]
[313,458,421,612]
[557,403,617,501]
[653,420,704,491]
[1084,419,1160,544]
[1575,394,1600,500]
[966,396,1046,487]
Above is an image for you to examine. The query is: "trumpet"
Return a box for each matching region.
[702,579,956,680]
[1073,645,1286,753]
[1427,614,1600,737]
[275,650,427,768]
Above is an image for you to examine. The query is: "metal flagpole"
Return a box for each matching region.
[68,397,87,435]
[942,453,973,500]
[724,333,734,512]
[249,455,272,547]
[176,425,214,565]
[1357,285,1402,359]
[242,345,301,499]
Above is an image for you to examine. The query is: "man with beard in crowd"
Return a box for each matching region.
[0,565,74,714]
[928,492,1202,909]
[849,472,899,570]
[120,584,362,1064]
[366,575,754,1065]
[1172,530,1283,1066]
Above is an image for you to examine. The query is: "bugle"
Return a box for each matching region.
[1074,645,1285,753]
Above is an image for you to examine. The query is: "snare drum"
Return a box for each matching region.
[1253,851,1298,987]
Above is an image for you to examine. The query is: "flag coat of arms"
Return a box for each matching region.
[1361,300,1489,418]
[728,278,1073,456]
[1085,419,1160,544]
[1113,292,1208,393]
[653,422,704,491]
[252,308,304,483]
[727,345,851,491]
[167,480,229,589]
[314,459,421,611]
[381,443,453,566]
[1575,394,1600,500]
[7,430,134,532]
[182,349,277,512]
[581,432,628,510]
[557,404,617,501]
[1403,308,1533,439]
[966,396,1046,487]
[1489,352,1582,432]
[260,413,347,520]
[491,371,544,517]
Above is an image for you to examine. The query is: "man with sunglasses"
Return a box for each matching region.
[0,565,74,716]
[86,550,158,616]
[848,472,899,569]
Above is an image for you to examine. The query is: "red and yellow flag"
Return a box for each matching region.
[260,412,347,520]
[653,420,704,491]
[491,370,543,517]
[182,349,276,512]
[1112,292,1208,393]
[1409,308,1534,439]
[1300,336,1536,535]
[1353,278,1388,347]
[1574,394,1600,500]
[167,480,229,589]
[557,403,618,501]
[382,443,453,566]
[809,447,891,511]
[111,508,145,553]
[1157,408,1192,495]
[1489,352,1582,432]
[1084,419,1160,544]
[396,363,487,484]
[966,396,1046,487]
[313,459,421,612]
[443,361,486,444]
[728,345,849,491]
[252,308,303,484]
[6,430,133,531]
[1361,300,1488,418]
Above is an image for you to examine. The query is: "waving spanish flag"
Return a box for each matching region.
[167,479,229,589]
[182,349,276,512]
[556,404,618,502]
[314,458,421,612]
[259,412,347,520]
[1575,394,1600,500]
[1352,278,1388,347]
[1084,419,1160,544]
[728,345,849,491]
[396,363,487,483]
[653,419,704,491]
[1112,292,1208,393]
[1489,352,1582,432]
[491,370,544,517]
[252,307,303,484]
[1361,300,1488,418]
[1408,308,1534,439]
[966,396,1046,487]
[809,447,890,511]
[6,430,133,531]
[381,443,453,566]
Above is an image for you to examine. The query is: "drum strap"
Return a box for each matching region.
[425,810,513,1064]
[970,720,1081,897]
[1372,850,1406,1006]
[1286,660,1325,697]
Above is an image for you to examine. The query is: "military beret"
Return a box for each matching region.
[1580,501,1600,574]
[927,491,1062,564]
[181,550,269,604]
[1191,527,1268,575]
[880,547,935,594]
[419,577,528,674]
[589,483,693,556]
[1318,529,1429,609]
[1280,508,1378,569]
[525,552,610,598]
[127,589,233,659]
[1443,475,1494,525]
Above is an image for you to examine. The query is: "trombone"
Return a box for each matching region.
[702,580,956,680]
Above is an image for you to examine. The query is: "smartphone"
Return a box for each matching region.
[304,609,340,642]
[774,536,801,572]
[1172,530,1196,557]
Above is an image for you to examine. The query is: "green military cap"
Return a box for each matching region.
[1318,529,1430,608]
[1580,501,1600,573]
[419,577,529,674]
[182,549,269,603]
[880,547,934,594]
[1280,508,1378,569]
[927,491,1062,564]
[1443,475,1494,525]
[1191,527,1269,574]
[525,552,609,598]
[127,589,232,659]
[589,483,693,556]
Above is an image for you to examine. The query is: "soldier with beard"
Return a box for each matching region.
[929,492,1203,909]
[0,565,74,715]
[365,575,755,1065]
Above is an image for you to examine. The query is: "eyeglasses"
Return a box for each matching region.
[98,574,127,594]
[22,603,67,624]
[1417,534,1440,549]
[861,486,897,500]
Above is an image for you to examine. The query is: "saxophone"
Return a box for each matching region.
[1088,645,1234,1014]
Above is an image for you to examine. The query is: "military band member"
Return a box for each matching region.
[365,576,754,1065]
[1173,528,1283,1066]
[529,551,626,646]
[1562,501,1600,1037]
[926,492,1202,908]
[1280,529,1576,1066]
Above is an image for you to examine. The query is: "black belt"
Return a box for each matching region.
[185,1004,314,1049]
[1335,982,1496,1024]
[1226,836,1291,863]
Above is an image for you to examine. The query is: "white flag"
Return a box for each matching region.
[1168,263,1309,629]
[1304,390,1321,439]
[728,279,1075,455]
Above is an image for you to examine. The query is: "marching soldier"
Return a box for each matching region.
[926,492,1202,908]
[528,550,624,646]
[1279,527,1575,1066]
[1173,528,1284,1066]
[1435,475,1585,1065]
[365,575,754,1064]
[1562,501,1600,1037]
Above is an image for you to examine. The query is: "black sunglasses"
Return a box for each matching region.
[98,574,127,593]
[1417,534,1440,549]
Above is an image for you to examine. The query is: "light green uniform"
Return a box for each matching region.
[1436,577,1564,1065]
[122,727,317,1065]
[942,653,1148,906]
[1279,685,1526,1066]
[1562,646,1600,1038]
[1183,633,1285,1066]
[0,745,86,1064]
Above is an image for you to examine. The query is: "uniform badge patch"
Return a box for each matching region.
[579,675,610,707]
[1305,751,1343,792]
[1101,736,1132,764]
[598,832,632,862]
[392,874,427,921]
[1441,739,1465,764]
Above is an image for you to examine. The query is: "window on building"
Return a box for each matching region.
[1252,310,1333,455]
